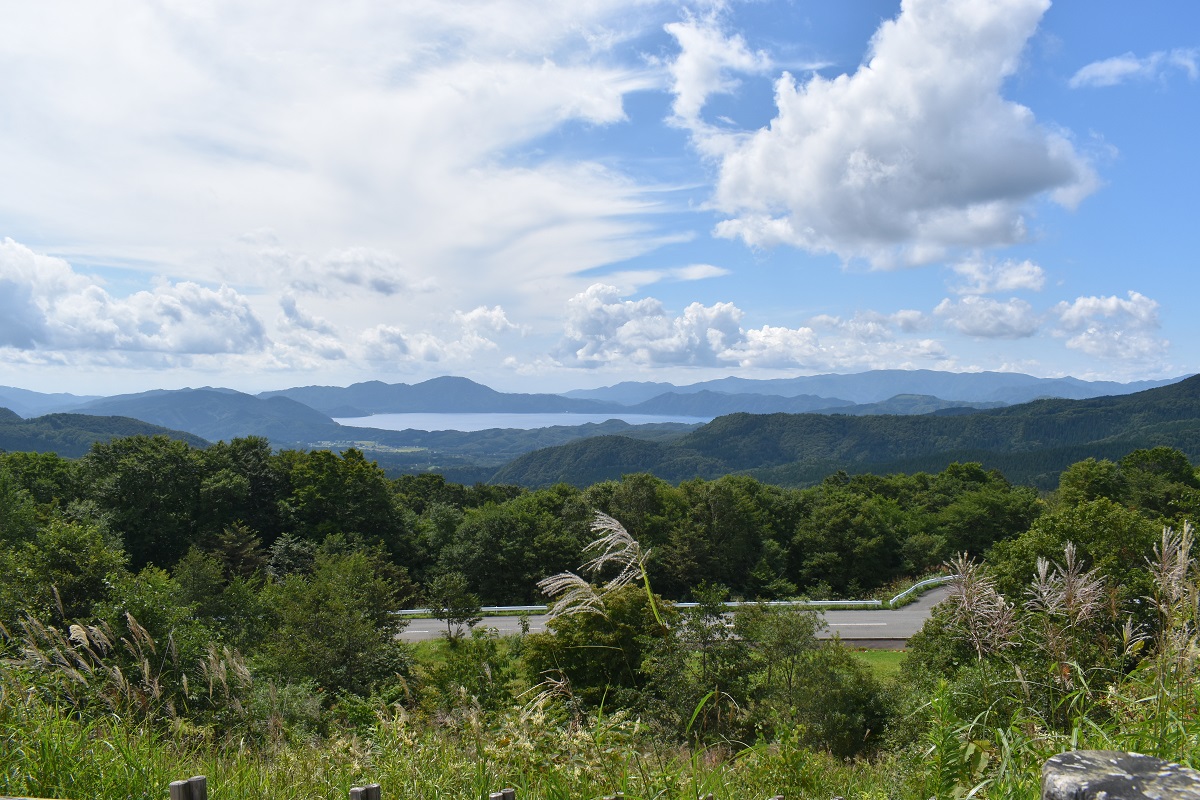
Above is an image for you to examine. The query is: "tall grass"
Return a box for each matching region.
[924,523,1200,799]
[1,673,921,800]
[7,518,1200,800]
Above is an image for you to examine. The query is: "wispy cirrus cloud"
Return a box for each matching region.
[1070,48,1199,88]
[0,0,674,309]
[594,263,731,292]
[664,13,772,141]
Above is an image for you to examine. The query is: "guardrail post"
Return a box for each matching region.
[1043,750,1200,800]
[169,776,207,800]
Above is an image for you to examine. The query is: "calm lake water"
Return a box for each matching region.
[333,412,712,432]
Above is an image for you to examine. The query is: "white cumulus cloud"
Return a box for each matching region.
[0,238,265,356]
[559,284,946,371]
[454,305,521,335]
[951,257,1046,295]
[1056,290,1159,329]
[708,0,1097,267]
[277,296,346,360]
[359,305,518,365]
[810,310,931,340]
[560,283,752,366]
[935,296,1041,338]
[1052,290,1167,361]
[249,245,433,298]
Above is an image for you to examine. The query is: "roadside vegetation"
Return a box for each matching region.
[2,438,1200,798]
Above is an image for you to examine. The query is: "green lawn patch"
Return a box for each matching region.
[850,647,906,681]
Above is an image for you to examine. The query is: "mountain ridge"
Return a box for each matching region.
[259,376,623,416]
[563,370,1186,405]
[3,370,1187,421]
[76,388,341,444]
[0,409,210,457]
[3,371,1195,483]
[492,375,1200,489]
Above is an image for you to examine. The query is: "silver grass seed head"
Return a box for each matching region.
[1148,522,1195,609]
[581,512,646,576]
[537,572,605,620]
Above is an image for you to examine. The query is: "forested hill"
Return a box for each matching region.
[76,388,342,444]
[492,374,1200,488]
[0,408,209,457]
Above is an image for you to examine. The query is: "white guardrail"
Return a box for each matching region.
[397,575,957,616]
[887,574,957,606]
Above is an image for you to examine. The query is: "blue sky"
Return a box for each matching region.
[1,0,1196,395]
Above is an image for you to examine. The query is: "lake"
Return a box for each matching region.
[333,412,712,432]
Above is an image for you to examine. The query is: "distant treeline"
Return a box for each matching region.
[4,434,1199,607]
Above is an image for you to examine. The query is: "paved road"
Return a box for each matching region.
[819,586,949,645]
[401,587,949,648]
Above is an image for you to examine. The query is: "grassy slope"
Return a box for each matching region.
[851,648,906,681]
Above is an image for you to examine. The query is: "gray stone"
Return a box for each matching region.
[1043,750,1200,800]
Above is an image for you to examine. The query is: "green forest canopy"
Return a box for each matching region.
[3,435,1198,607]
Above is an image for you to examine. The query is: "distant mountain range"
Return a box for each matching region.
[258,376,619,417]
[626,390,852,415]
[4,370,1186,421]
[0,386,102,417]
[1,370,1195,487]
[493,375,1200,489]
[562,370,1183,405]
[0,387,693,482]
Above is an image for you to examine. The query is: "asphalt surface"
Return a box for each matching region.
[400,586,949,649]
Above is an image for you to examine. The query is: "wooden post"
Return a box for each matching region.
[169,776,207,800]
[501,790,515,800]
[349,784,382,800]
